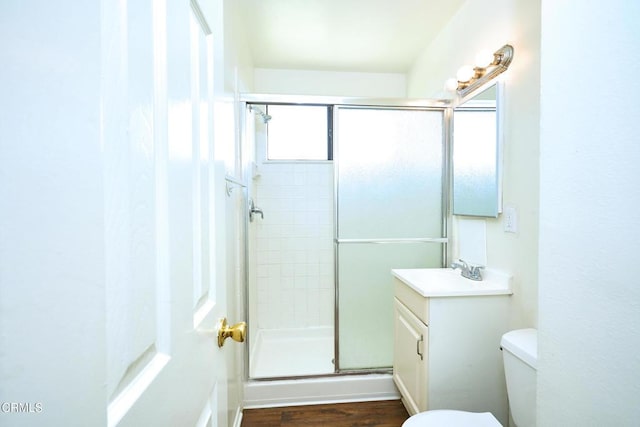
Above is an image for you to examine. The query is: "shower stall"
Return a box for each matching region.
[243,97,448,383]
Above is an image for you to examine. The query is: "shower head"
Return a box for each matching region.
[249,105,272,124]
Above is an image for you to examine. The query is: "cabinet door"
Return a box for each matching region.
[393,298,428,415]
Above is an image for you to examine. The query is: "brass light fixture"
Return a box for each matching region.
[445,44,514,98]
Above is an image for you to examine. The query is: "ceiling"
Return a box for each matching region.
[237,0,465,73]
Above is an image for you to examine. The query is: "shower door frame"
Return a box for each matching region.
[240,94,454,381]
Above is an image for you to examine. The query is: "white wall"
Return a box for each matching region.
[407,0,541,330]
[0,3,106,424]
[217,0,254,94]
[538,2,640,424]
[215,1,255,423]
[253,68,407,97]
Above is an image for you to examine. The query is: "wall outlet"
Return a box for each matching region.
[504,206,518,233]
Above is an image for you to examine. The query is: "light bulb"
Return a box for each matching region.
[456,65,475,83]
[475,49,495,68]
[444,78,459,92]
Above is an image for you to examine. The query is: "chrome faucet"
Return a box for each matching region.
[451,259,484,281]
[249,198,264,222]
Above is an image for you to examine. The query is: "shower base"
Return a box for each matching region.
[243,373,399,409]
[250,327,334,378]
[245,327,399,408]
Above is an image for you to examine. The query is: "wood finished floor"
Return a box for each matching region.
[241,400,410,427]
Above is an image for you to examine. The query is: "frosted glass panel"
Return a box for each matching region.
[336,108,444,238]
[335,107,445,370]
[338,243,442,369]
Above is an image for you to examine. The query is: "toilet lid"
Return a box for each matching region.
[402,410,502,427]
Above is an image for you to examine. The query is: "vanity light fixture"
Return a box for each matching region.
[445,44,514,98]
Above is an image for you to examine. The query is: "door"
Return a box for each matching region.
[393,299,428,415]
[335,107,445,370]
[0,1,231,426]
[245,104,336,379]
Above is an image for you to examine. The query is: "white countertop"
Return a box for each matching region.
[392,267,513,297]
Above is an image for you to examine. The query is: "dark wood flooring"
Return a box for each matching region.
[241,400,410,427]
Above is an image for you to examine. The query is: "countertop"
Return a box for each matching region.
[392,267,513,297]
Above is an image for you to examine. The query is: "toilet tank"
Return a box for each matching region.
[501,329,537,427]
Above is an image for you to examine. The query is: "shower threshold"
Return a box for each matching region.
[243,373,399,408]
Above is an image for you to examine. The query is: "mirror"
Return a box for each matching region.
[452,83,502,217]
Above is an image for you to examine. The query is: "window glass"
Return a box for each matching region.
[267,105,330,160]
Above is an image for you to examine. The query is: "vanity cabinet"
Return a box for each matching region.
[392,269,512,425]
[394,297,429,413]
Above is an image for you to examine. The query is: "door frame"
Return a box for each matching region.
[239,94,452,380]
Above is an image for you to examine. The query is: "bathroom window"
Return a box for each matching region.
[266,105,333,161]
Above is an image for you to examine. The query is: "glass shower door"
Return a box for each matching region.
[335,107,446,370]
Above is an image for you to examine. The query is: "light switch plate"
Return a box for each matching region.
[504,206,518,233]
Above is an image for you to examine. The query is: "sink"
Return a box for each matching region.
[391,267,512,297]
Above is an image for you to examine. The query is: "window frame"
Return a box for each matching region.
[263,104,334,162]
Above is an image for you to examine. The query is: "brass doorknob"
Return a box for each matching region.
[217,318,247,347]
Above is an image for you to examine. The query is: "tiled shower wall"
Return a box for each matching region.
[251,162,334,330]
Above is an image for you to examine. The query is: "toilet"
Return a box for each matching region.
[402,328,537,427]
[401,410,503,427]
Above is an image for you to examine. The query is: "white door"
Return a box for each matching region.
[0,1,234,426]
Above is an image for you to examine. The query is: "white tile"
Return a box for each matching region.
[294,276,306,289]
[306,263,320,276]
[267,250,281,264]
[268,238,282,251]
[267,264,281,278]
[294,263,306,277]
[251,162,337,332]
[294,212,307,225]
[306,276,320,289]
[267,277,280,291]
[281,263,294,277]
[294,251,306,264]
[257,238,269,252]
[294,172,305,186]
[280,277,295,290]
[257,264,269,278]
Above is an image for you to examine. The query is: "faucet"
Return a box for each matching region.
[451,258,484,281]
[249,198,264,222]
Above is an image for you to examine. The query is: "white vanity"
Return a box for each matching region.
[392,268,512,425]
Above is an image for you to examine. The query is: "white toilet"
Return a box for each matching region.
[402,328,537,427]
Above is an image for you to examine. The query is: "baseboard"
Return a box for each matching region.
[232,406,243,427]
[243,373,400,409]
